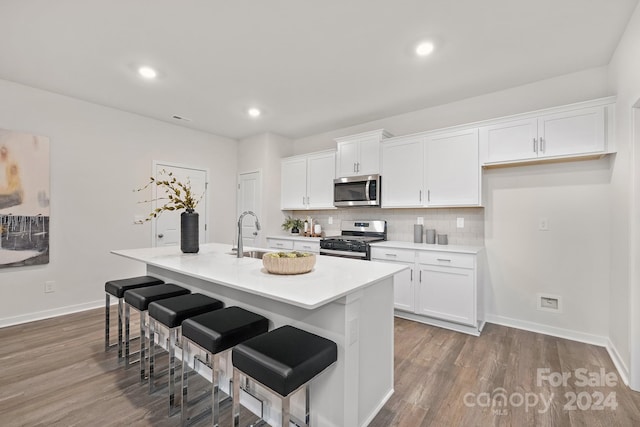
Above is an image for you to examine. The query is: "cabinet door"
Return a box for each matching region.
[280,157,307,210]
[374,259,414,312]
[293,240,320,253]
[357,137,381,176]
[267,238,294,250]
[381,137,424,207]
[336,140,359,177]
[425,129,480,206]
[479,118,538,163]
[416,265,475,326]
[306,152,336,209]
[538,106,605,158]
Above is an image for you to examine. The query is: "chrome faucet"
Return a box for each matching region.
[237,211,261,258]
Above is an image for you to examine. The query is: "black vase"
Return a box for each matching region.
[180,210,199,253]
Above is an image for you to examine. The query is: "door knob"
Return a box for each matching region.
[158,234,164,238]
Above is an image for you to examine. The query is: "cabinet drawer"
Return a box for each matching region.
[371,247,415,263]
[267,239,294,250]
[418,251,475,269]
[293,240,320,253]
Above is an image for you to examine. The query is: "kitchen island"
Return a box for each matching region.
[112,243,406,427]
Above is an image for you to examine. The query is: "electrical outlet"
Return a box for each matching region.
[328,216,333,225]
[537,293,562,312]
[456,218,464,228]
[44,281,56,293]
[417,217,424,225]
[539,217,549,231]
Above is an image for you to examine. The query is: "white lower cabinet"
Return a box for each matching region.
[370,247,416,312]
[371,245,482,335]
[266,237,319,254]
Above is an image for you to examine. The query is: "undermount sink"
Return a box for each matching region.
[229,249,269,259]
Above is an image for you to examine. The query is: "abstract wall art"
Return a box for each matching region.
[0,128,50,268]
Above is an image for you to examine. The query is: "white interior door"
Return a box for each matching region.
[153,162,207,247]
[237,171,261,248]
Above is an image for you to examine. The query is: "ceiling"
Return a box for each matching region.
[0,0,637,140]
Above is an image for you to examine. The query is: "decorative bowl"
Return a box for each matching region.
[262,251,316,275]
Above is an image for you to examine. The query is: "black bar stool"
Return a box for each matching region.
[104,276,164,359]
[180,306,269,426]
[123,284,190,381]
[231,325,337,427]
[147,293,224,416]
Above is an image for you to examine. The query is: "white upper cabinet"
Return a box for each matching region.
[281,156,307,210]
[478,118,538,163]
[381,135,425,208]
[480,101,611,165]
[306,151,336,209]
[425,128,480,207]
[335,129,392,177]
[538,107,605,158]
[381,129,480,208]
[281,150,336,210]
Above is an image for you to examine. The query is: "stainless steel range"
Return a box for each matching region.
[320,220,387,260]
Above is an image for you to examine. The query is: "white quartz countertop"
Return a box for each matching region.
[371,240,484,254]
[112,243,405,310]
[266,234,322,242]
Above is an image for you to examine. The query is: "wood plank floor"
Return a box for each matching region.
[1,308,639,426]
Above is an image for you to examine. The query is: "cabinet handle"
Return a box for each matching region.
[540,137,545,153]
[533,138,537,153]
[353,162,357,172]
[427,190,431,202]
[385,253,397,257]
[419,270,422,282]
[303,245,311,249]
[419,190,422,202]
[410,269,413,281]
[306,196,310,205]
[357,162,360,172]
[437,258,452,262]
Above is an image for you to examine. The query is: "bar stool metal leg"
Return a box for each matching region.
[232,368,241,427]
[169,326,178,415]
[117,298,124,359]
[281,394,291,427]
[181,339,190,426]
[149,318,156,392]
[125,303,131,367]
[211,353,220,426]
[104,294,110,352]
[140,310,147,382]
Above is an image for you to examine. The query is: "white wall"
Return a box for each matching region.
[292,67,613,342]
[293,67,610,153]
[607,1,640,383]
[0,79,237,326]
[238,132,293,245]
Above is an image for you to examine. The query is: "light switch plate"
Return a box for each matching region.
[539,218,549,231]
[417,217,424,225]
[456,218,464,228]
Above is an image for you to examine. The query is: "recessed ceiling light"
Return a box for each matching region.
[415,41,435,57]
[248,108,261,118]
[138,66,158,79]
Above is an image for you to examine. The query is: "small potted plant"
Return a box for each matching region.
[281,216,304,234]
[135,169,204,253]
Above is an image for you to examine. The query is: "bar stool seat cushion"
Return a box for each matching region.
[105,276,164,298]
[232,325,337,397]
[182,306,269,354]
[124,284,190,311]
[148,294,224,328]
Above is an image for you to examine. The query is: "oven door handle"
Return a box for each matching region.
[319,249,368,258]
[365,179,371,202]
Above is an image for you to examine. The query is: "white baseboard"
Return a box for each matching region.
[360,388,394,427]
[606,338,630,386]
[0,300,104,328]
[484,313,608,346]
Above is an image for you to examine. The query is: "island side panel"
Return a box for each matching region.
[357,275,395,426]
[146,264,393,427]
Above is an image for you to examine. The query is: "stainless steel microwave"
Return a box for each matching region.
[334,174,381,207]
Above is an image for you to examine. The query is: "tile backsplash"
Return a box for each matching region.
[290,207,484,246]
